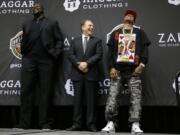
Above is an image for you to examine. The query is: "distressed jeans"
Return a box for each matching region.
[105,71,142,123]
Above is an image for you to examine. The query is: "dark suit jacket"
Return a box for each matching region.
[21,17,64,59]
[69,36,103,81]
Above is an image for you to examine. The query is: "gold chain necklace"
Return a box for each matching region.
[121,27,134,52]
[122,27,133,35]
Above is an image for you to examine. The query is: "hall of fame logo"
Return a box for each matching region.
[9,31,22,60]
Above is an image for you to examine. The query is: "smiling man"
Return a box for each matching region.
[68,19,103,132]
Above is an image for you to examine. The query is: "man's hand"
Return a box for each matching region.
[110,68,119,80]
[78,62,88,71]
[82,68,88,73]
[17,47,21,54]
[132,63,145,77]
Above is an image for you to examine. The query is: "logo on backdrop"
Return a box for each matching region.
[157,32,180,47]
[9,31,23,60]
[63,37,71,51]
[10,63,21,69]
[0,0,34,15]
[172,76,180,94]
[65,79,74,96]
[0,80,21,95]
[168,0,180,5]
[98,78,111,95]
[65,78,111,96]
[63,0,128,12]
[63,0,80,12]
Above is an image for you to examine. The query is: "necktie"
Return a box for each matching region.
[83,37,88,53]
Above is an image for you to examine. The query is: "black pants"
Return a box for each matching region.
[20,57,54,128]
[72,79,98,128]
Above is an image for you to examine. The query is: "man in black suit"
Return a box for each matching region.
[18,3,64,130]
[68,19,103,132]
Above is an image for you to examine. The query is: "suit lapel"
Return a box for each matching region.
[85,36,94,54]
[77,36,84,54]
[40,17,48,32]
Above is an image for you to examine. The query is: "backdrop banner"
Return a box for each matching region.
[0,0,180,106]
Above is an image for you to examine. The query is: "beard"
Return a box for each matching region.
[33,10,42,18]
[123,19,134,25]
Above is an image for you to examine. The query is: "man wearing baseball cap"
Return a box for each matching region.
[102,10,151,134]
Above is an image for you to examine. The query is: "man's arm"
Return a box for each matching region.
[20,24,26,55]
[53,21,64,56]
[133,29,151,76]
[140,29,151,65]
[107,32,116,70]
[107,32,120,80]
[69,39,79,68]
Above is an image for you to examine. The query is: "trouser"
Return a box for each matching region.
[73,80,97,128]
[105,70,142,123]
[20,57,54,128]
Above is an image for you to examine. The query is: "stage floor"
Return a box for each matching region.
[0,129,179,135]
